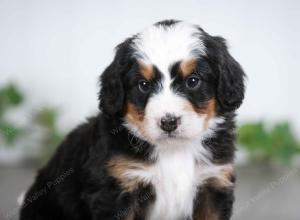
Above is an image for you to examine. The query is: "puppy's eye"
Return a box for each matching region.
[185,76,201,90]
[138,80,152,94]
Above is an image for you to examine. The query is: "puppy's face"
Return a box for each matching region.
[99,20,245,146]
[124,57,216,144]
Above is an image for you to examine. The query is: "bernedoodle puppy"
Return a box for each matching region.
[20,20,245,220]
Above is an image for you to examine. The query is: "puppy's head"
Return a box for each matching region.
[99,20,245,145]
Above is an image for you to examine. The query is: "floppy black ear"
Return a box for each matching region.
[98,39,133,116]
[214,37,245,112]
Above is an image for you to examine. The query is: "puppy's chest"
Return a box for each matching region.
[108,152,233,220]
[107,148,229,220]
[146,152,197,220]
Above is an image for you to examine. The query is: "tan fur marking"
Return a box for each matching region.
[127,101,144,122]
[124,209,135,220]
[193,190,219,220]
[183,98,217,130]
[195,211,219,220]
[204,164,234,189]
[180,59,197,77]
[194,211,219,220]
[126,101,153,142]
[106,156,150,192]
[195,98,216,116]
[207,212,219,220]
[203,98,216,129]
[193,165,234,220]
[138,61,154,80]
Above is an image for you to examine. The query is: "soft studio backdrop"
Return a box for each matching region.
[0,0,299,220]
[1,0,300,132]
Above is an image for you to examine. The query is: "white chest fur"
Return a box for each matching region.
[124,141,232,220]
[146,148,198,220]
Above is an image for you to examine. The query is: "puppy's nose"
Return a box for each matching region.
[160,114,180,132]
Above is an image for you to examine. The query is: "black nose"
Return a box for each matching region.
[160,114,180,132]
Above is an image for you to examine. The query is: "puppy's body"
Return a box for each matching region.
[20,20,245,220]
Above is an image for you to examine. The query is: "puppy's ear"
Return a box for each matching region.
[99,39,133,116]
[213,37,245,112]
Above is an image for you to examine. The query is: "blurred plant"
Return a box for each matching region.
[238,121,300,164]
[0,83,24,145]
[33,107,64,163]
[0,83,24,113]
[0,82,64,164]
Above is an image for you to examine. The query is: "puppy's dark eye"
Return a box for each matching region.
[185,76,201,90]
[138,80,152,94]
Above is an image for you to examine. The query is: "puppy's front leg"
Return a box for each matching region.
[84,185,134,220]
[87,156,154,220]
[87,184,153,220]
[193,164,235,220]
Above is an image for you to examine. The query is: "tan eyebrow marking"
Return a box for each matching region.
[179,58,197,78]
[138,61,154,80]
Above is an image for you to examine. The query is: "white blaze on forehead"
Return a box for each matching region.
[132,22,206,75]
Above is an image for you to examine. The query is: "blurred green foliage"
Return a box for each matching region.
[238,121,300,164]
[0,82,64,163]
[0,121,23,145]
[0,83,24,114]
[0,83,24,145]
[34,107,64,163]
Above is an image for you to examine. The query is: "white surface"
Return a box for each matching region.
[0,0,299,133]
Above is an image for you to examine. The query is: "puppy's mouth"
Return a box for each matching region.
[157,130,187,141]
[167,132,177,138]
[163,131,178,138]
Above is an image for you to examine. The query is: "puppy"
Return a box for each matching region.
[20,20,245,220]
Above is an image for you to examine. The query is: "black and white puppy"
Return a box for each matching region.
[20,20,245,220]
